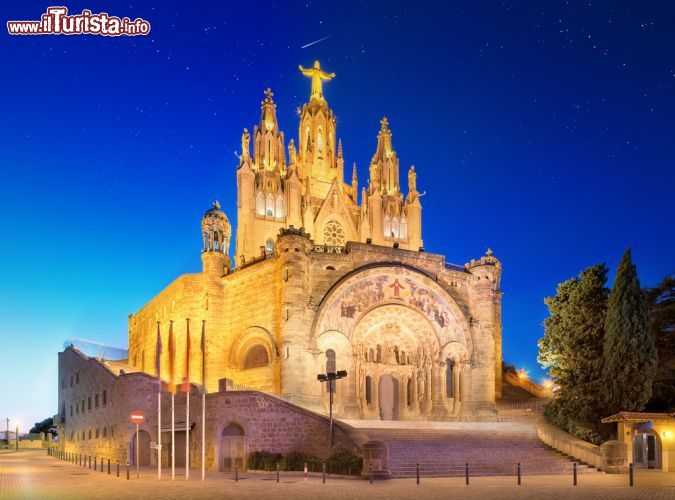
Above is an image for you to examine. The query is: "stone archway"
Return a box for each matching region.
[311,264,473,421]
[219,423,247,473]
[130,430,151,466]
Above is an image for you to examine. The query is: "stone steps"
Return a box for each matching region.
[344,421,600,478]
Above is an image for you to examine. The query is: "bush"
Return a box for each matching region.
[280,451,320,471]
[326,445,362,475]
[248,450,282,471]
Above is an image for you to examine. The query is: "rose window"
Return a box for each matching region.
[323,221,345,246]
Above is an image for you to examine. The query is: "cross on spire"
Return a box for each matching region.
[263,87,274,102]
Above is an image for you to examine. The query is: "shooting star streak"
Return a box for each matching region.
[301,34,333,49]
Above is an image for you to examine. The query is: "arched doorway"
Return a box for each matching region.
[131,430,151,466]
[220,423,247,472]
[633,429,661,469]
[378,374,399,420]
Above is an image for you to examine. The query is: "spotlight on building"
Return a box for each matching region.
[316,369,347,448]
[366,238,372,244]
[393,242,399,249]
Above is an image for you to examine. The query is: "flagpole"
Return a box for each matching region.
[171,392,175,480]
[185,318,190,481]
[156,321,162,481]
[170,320,175,481]
[201,319,206,481]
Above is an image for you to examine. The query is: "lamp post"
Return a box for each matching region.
[317,370,347,448]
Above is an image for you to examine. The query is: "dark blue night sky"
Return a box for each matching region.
[1,1,673,427]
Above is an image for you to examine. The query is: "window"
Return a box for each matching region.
[365,376,372,405]
[95,394,99,407]
[76,402,78,415]
[81,399,85,412]
[103,427,107,438]
[400,217,408,240]
[265,238,275,255]
[95,428,99,439]
[383,215,391,237]
[70,405,73,417]
[323,220,345,246]
[243,345,269,369]
[88,430,92,439]
[88,397,91,410]
[445,358,454,398]
[256,191,265,215]
[407,378,413,406]
[70,376,73,387]
[102,390,107,405]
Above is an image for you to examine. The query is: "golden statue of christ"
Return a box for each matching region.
[299,60,335,100]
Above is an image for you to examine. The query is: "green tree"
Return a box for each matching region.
[645,274,675,411]
[602,248,657,415]
[539,264,608,443]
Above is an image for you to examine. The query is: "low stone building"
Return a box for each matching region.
[56,346,354,470]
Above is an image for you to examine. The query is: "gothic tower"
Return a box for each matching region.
[235,61,424,263]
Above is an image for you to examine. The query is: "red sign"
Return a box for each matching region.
[130,410,145,424]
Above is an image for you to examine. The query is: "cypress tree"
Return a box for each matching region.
[539,264,608,443]
[602,248,657,415]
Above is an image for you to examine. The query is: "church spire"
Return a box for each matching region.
[253,87,285,173]
[369,117,399,195]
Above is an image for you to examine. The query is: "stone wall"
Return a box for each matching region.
[55,348,359,471]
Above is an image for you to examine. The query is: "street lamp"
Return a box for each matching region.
[317,370,347,448]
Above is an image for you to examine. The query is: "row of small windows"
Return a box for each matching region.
[62,372,80,389]
[67,390,107,417]
[70,426,114,441]
[383,216,408,240]
[255,191,284,218]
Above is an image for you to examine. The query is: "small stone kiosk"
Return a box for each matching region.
[601,412,675,472]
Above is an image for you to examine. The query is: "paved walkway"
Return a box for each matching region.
[1,450,673,499]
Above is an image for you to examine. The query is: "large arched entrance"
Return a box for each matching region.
[130,430,151,466]
[312,264,473,421]
[220,423,247,472]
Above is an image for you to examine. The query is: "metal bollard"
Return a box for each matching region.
[629,463,634,487]
[108,458,111,475]
[465,463,469,485]
[573,462,577,486]
[117,460,120,478]
[126,461,130,480]
[517,463,521,485]
[370,463,374,484]
[322,463,326,483]
[276,462,280,483]
[235,463,239,482]
[416,463,420,484]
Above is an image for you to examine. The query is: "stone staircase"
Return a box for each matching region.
[341,420,601,478]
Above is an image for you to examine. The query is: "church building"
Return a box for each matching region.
[126,61,503,422]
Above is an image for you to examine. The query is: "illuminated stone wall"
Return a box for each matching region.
[55,348,354,470]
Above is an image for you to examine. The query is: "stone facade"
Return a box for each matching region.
[124,61,504,423]
[55,347,354,469]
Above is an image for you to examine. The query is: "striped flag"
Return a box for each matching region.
[182,318,191,392]
[155,321,162,389]
[200,320,206,394]
[168,320,176,393]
